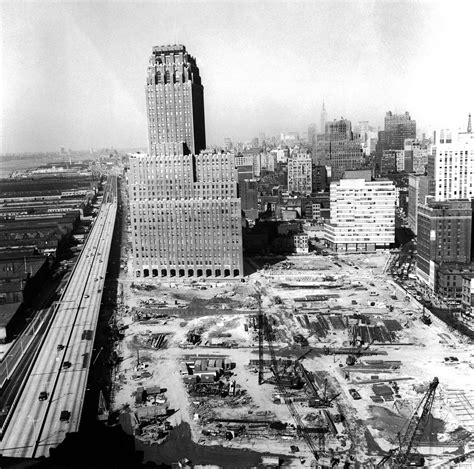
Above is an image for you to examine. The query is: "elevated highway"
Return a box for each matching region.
[0,176,118,458]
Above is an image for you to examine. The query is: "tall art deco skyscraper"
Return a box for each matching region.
[129,45,244,279]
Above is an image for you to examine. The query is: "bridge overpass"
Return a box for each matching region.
[0,176,118,458]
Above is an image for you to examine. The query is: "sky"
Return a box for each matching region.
[1,0,474,153]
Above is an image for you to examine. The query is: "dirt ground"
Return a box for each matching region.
[110,249,474,467]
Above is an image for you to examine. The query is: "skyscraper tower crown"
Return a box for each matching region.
[146,44,206,155]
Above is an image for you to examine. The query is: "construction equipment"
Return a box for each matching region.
[377,377,439,468]
[262,313,320,461]
[421,307,432,326]
[254,283,319,460]
[257,298,264,385]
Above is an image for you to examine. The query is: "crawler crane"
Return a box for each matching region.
[377,377,439,468]
[255,286,321,462]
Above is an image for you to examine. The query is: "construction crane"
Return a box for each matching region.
[262,312,320,462]
[256,291,265,385]
[377,377,439,468]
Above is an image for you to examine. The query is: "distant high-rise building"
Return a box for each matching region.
[433,120,474,201]
[314,118,364,179]
[407,174,435,234]
[224,137,233,151]
[239,179,259,214]
[383,111,417,149]
[404,139,430,175]
[287,151,312,195]
[320,102,327,138]
[354,121,378,156]
[312,165,328,193]
[146,45,206,155]
[261,151,276,172]
[380,149,402,175]
[308,123,317,151]
[324,178,396,252]
[376,111,416,173]
[416,199,473,288]
[130,45,243,279]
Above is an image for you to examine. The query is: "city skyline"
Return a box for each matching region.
[1,1,474,153]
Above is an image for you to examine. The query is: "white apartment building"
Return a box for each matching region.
[434,128,474,201]
[287,152,312,195]
[324,178,396,252]
[292,233,309,254]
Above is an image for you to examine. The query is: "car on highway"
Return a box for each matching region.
[57,344,65,352]
[62,361,72,369]
[84,294,90,298]
[348,388,362,400]
[38,391,48,401]
[60,410,71,422]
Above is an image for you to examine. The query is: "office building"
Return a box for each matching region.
[314,118,364,180]
[383,111,416,150]
[240,179,259,213]
[433,120,474,201]
[407,174,435,234]
[129,146,243,278]
[354,121,378,156]
[376,111,416,172]
[324,178,396,252]
[312,165,328,193]
[416,199,472,288]
[404,139,429,175]
[130,45,243,279]
[380,150,402,175]
[146,44,206,155]
[261,152,276,172]
[287,152,312,195]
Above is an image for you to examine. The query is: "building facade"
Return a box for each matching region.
[287,152,312,195]
[404,139,429,175]
[376,111,416,173]
[146,45,206,155]
[314,119,364,180]
[311,165,328,193]
[416,199,472,288]
[324,178,395,252]
[129,146,243,278]
[130,45,243,279]
[433,126,474,201]
[407,175,435,234]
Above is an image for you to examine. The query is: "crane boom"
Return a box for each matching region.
[262,313,320,461]
[396,376,439,466]
[377,377,439,468]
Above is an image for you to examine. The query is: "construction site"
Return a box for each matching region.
[109,251,474,467]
